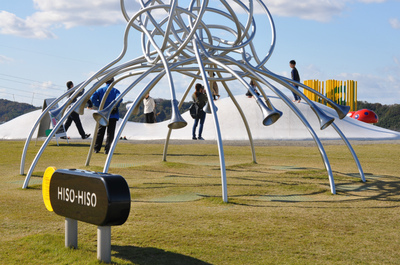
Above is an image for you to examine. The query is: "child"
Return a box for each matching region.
[290,60,301,103]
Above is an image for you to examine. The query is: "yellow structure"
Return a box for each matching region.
[304,80,357,111]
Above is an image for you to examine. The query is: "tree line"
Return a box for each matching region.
[0,98,399,132]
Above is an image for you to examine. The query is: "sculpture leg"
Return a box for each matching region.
[331,123,366,182]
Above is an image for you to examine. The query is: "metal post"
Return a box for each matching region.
[97,226,111,263]
[65,218,78,249]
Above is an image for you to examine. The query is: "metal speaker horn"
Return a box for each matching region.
[330,103,350,119]
[204,101,218,114]
[255,97,282,126]
[49,105,66,122]
[311,105,335,130]
[93,103,115,127]
[168,99,187,129]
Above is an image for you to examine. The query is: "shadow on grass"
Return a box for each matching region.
[112,245,212,265]
[335,173,400,203]
[49,143,91,148]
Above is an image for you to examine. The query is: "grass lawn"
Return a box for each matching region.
[1,140,399,264]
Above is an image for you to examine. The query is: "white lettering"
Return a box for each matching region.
[86,192,91,206]
[69,189,75,203]
[78,190,84,204]
[91,193,97,207]
[56,186,97,207]
[58,187,63,200]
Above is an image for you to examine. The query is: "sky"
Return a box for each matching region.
[0,0,400,107]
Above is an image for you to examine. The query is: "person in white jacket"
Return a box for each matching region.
[143,93,156,123]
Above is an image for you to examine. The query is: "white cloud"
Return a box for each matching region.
[389,18,400,29]
[0,55,14,63]
[0,11,56,39]
[261,0,346,22]
[0,0,393,40]
[337,71,400,104]
[0,0,140,39]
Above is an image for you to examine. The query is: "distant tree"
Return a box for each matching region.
[0,99,40,123]
[118,99,192,123]
[357,101,400,132]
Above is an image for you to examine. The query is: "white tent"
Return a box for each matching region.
[1,95,399,141]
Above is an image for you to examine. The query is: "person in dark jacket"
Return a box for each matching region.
[90,78,122,154]
[63,81,90,139]
[191,83,207,140]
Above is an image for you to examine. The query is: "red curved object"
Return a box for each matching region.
[352,109,378,123]
[346,111,356,118]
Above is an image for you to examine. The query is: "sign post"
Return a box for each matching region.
[42,167,131,263]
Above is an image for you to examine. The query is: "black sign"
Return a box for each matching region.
[49,169,131,226]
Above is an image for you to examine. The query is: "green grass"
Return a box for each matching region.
[1,140,400,264]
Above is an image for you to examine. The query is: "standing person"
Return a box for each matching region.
[290,60,301,103]
[192,83,208,140]
[63,81,90,139]
[209,72,220,100]
[90,78,122,154]
[143,93,156,123]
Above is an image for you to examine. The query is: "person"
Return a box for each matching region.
[209,72,220,100]
[143,93,156,123]
[90,78,122,154]
[290,60,301,103]
[63,81,90,139]
[192,83,207,140]
[246,80,260,98]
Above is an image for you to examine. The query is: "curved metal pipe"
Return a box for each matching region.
[103,71,167,173]
[20,89,72,175]
[205,53,336,193]
[331,123,366,182]
[218,75,257,163]
[192,39,228,202]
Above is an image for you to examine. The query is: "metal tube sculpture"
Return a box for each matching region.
[21,0,365,201]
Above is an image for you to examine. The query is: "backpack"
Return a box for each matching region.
[189,102,200,119]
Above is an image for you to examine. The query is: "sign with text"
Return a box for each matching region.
[44,168,131,226]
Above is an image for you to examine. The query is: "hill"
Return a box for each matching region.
[0,99,40,123]
[119,99,192,123]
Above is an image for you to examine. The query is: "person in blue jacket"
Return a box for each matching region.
[90,77,122,154]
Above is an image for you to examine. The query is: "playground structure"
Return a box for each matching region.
[20,0,366,202]
[304,79,358,111]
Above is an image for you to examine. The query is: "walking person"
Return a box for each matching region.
[290,60,301,103]
[143,93,156,123]
[63,81,90,139]
[192,83,207,140]
[90,78,122,154]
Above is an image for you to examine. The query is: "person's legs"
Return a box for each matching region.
[149,112,155,123]
[198,111,206,139]
[292,86,301,101]
[94,125,106,152]
[64,115,73,132]
[104,118,117,154]
[192,118,199,139]
[70,112,86,137]
[145,112,155,123]
[145,113,151,123]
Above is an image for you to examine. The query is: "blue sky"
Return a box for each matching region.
[0,0,400,107]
